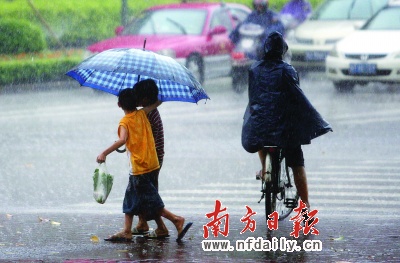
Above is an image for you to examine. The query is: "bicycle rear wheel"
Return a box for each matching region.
[275,157,299,220]
[263,151,277,222]
[264,185,276,222]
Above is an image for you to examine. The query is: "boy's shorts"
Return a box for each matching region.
[148,168,160,190]
[123,169,164,220]
[284,146,304,168]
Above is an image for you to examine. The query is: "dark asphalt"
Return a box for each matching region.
[0,210,399,262]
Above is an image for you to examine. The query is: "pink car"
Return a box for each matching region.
[86,2,251,84]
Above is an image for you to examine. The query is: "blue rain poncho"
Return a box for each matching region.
[242,32,332,153]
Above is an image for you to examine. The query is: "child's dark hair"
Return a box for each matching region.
[134,79,159,106]
[118,88,137,111]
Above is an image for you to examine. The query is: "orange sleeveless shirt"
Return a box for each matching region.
[119,109,160,175]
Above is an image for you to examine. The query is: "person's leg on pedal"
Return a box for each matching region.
[292,166,310,210]
[257,148,267,180]
[285,146,311,210]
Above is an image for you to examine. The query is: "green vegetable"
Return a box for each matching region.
[93,166,113,204]
[93,168,99,189]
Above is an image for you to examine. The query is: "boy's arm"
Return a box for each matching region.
[142,100,162,115]
[96,126,127,163]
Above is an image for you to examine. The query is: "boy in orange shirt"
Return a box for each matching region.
[96,87,192,242]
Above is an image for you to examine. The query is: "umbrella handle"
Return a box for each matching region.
[143,38,147,50]
[137,38,147,83]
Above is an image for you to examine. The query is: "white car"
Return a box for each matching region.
[286,0,387,71]
[326,2,400,91]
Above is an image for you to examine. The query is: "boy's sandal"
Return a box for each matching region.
[132,227,149,235]
[145,230,169,239]
[176,222,193,242]
[104,232,132,242]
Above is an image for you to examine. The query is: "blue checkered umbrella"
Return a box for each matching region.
[66,48,209,103]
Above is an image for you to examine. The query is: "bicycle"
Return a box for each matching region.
[257,146,299,222]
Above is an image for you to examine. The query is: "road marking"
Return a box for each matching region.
[332,108,400,120]
[319,165,400,171]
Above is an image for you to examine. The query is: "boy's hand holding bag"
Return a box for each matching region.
[93,162,114,204]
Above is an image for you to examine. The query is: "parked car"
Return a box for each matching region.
[86,2,251,84]
[286,0,388,71]
[326,1,400,91]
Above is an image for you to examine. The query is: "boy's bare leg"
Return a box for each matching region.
[292,166,310,209]
[135,215,149,232]
[122,214,133,238]
[107,213,133,239]
[160,208,185,234]
[154,216,169,236]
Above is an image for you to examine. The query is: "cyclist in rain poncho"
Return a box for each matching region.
[242,31,332,210]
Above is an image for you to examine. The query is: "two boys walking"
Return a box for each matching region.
[96,79,192,242]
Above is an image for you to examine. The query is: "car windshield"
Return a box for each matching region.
[310,0,386,20]
[363,7,400,30]
[122,9,207,35]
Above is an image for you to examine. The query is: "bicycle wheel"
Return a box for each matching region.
[263,182,275,222]
[263,151,277,222]
[275,157,299,220]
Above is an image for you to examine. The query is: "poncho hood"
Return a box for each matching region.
[264,31,288,57]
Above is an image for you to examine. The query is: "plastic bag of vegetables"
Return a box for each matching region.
[93,163,113,204]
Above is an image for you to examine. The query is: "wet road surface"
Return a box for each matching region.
[1,75,400,262]
[0,212,399,262]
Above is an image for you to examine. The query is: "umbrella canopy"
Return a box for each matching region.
[66,48,210,103]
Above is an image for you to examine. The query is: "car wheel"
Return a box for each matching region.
[186,55,204,84]
[232,67,248,94]
[333,81,355,92]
